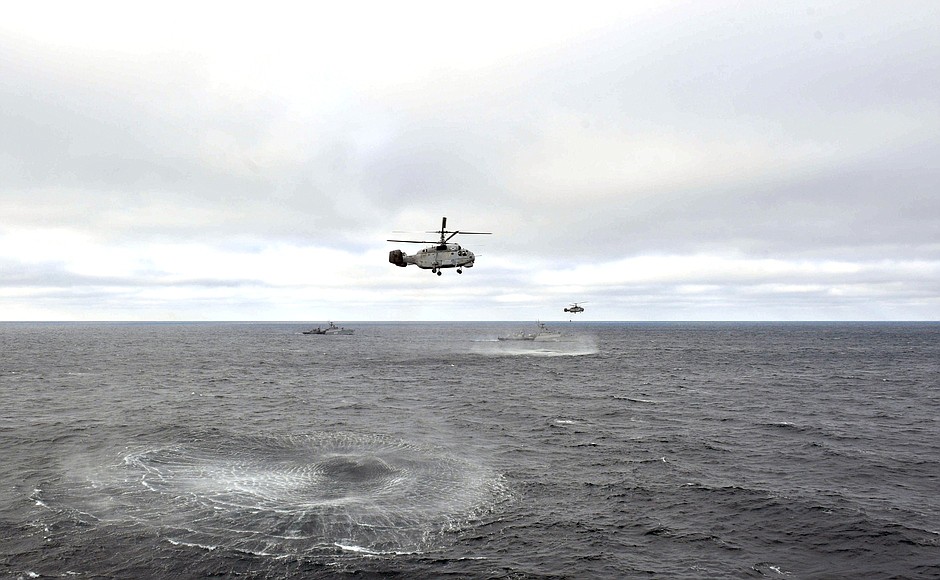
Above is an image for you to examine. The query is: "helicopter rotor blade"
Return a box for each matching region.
[393,216,490,245]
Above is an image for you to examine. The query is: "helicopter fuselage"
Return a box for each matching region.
[389,243,475,274]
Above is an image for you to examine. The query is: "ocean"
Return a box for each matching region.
[1,321,938,579]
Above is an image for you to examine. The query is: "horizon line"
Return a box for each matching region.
[2,320,938,324]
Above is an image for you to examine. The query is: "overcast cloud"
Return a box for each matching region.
[2,1,938,321]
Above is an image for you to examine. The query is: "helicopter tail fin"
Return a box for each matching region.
[389,249,408,267]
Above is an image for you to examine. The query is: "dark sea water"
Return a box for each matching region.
[1,322,938,579]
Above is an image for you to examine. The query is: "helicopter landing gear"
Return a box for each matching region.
[457,268,463,274]
[431,267,437,274]
[437,271,442,276]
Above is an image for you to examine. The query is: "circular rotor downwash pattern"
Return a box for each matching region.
[65,432,510,555]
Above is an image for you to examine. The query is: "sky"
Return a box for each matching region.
[2,1,939,321]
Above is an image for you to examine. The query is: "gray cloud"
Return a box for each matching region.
[2,2,939,320]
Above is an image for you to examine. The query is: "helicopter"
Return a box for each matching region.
[388,217,491,275]
[564,302,586,314]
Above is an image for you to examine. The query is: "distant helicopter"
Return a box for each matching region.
[564,302,586,314]
[388,217,491,275]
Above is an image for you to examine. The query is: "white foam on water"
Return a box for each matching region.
[55,431,512,557]
[471,335,599,357]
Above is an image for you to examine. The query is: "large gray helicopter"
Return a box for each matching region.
[388,217,491,275]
